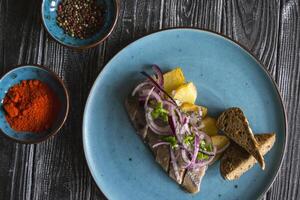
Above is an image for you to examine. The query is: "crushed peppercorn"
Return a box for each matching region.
[56,0,105,39]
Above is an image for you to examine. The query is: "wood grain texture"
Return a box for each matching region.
[221,0,281,76]
[163,0,223,31]
[0,0,299,200]
[269,1,300,200]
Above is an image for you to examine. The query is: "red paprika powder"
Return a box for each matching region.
[2,80,60,132]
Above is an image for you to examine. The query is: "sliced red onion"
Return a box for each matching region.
[181,149,191,164]
[184,123,192,135]
[198,148,216,156]
[141,71,178,106]
[189,113,199,126]
[174,108,183,124]
[186,134,200,169]
[163,100,177,113]
[201,131,212,144]
[216,142,230,154]
[171,110,185,145]
[206,145,217,165]
[152,65,164,87]
[180,124,188,135]
[182,115,190,124]
[144,87,155,110]
[191,127,203,138]
[132,81,152,96]
[168,110,177,136]
[145,108,171,135]
[193,145,217,168]
[152,142,170,148]
[140,89,162,103]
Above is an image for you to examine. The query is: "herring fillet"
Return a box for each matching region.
[182,166,207,193]
[125,96,207,193]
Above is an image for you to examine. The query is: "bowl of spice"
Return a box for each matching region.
[41,0,119,49]
[0,65,69,143]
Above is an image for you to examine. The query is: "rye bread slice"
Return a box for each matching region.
[216,107,265,169]
[220,133,276,180]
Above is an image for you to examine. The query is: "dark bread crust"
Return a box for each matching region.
[216,107,265,169]
[220,133,276,180]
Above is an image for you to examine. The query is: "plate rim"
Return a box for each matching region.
[82,27,288,200]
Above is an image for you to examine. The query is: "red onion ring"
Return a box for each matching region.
[145,108,171,135]
[140,89,162,103]
[186,134,200,168]
[152,142,170,148]
[132,81,152,96]
[144,87,155,110]
[216,142,230,154]
[141,71,178,106]
[152,65,164,87]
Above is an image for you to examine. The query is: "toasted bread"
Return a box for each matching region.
[220,133,276,180]
[216,107,265,169]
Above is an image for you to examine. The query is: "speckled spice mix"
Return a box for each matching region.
[56,0,105,39]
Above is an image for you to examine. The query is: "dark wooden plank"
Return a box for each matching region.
[163,0,223,31]
[0,1,47,200]
[267,1,300,200]
[221,0,281,76]
[0,0,299,200]
[0,1,13,200]
[0,0,105,200]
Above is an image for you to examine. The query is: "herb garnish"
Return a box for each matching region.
[183,135,194,146]
[161,136,178,149]
[197,140,213,160]
[197,152,209,160]
[151,102,169,122]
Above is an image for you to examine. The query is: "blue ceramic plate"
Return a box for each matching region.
[0,65,69,143]
[83,28,287,200]
[41,0,119,49]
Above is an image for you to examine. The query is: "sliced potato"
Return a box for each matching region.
[180,102,208,118]
[172,82,197,104]
[201,117,218,136]
[209,135,230,165]
[211,135,230,150]
[163,68,185,93]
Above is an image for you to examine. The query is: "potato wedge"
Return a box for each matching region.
[163,68,185,93]
[201,117,218,136]
[172,82,197,104]
[209,135,230,165]
[180,102,208,118]
[211,135,230,150]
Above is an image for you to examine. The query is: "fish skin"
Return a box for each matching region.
[168,148,187,184]
[182,166,207,193]
[155,145,170,172]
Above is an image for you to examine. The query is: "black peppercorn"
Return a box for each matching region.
[56,0,105,39]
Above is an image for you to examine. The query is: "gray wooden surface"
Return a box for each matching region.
[0,0,299,199]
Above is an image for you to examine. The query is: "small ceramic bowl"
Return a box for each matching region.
[0,65,69,143]
[41,0,119,49]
